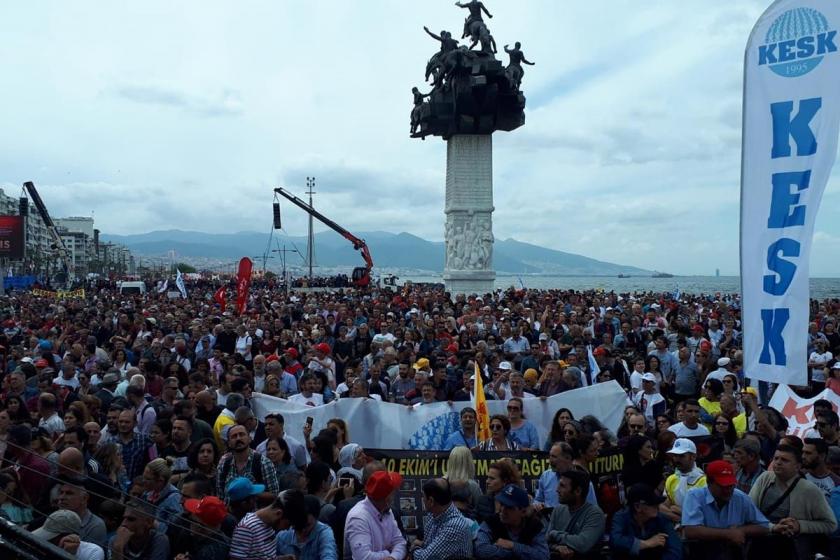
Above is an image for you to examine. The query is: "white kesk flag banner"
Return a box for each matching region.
[741,2,840,385]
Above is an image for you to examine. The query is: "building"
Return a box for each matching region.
[0,188,135,279]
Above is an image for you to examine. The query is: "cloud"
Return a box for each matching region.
[0,0,834,276]
[110,85,243,117]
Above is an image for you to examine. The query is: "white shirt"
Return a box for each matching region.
[38,413,65,436]
[53,375,80,390]
[288,392,324,407]
[76,541,105,560]
[668,422,711,438]
[235,335,253,361]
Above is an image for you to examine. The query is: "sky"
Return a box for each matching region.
[4,0,840,276]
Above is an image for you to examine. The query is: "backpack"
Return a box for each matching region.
[219,451,265,487]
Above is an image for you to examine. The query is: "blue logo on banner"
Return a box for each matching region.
[759,7,837,77]
[408,411,460,450]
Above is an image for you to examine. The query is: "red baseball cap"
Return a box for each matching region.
[445,344,458,353]
[365,471,402,501]
[283,348,298,359]
[315,343,331,355]
[692,325,704,333]
[705,460,737,486]
[266,354,280,363]
[592,347,606,357]
[184,496,227,526]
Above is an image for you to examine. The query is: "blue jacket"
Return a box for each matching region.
[610,508,682,559]
[475,514,549,560]
[276,521,337,560]
[144,484,182,535]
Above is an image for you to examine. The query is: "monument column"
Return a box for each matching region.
[443,135,495,294]
[411,1,532,296]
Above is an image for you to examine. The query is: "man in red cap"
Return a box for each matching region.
[682,459,770,559]
[180,495,231,559]
[344,470,407,560]
[307,343,336,389]
[282,347,303,378]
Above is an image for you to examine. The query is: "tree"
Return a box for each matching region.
[172,262,196,273]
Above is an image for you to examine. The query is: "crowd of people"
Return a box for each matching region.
[1,280,840,559]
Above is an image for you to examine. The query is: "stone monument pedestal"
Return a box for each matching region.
[443,134,496,295]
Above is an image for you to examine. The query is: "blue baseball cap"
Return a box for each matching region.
[495,484,529,508]
[226,477,265,502]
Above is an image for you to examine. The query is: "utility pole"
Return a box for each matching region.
[251,254,274,275]
[306,176,315,283]
[273,244,301,295]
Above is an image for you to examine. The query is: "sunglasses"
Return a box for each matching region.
[629,424,645,430]
[490,424,504,431]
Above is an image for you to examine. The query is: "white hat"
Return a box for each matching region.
[718,357,731,367]
[498,361,513,371]
[641,373,657,383]
[668,438,697,455]
[539,333,549,341]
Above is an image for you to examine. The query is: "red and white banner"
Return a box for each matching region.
[768,384,840,436]
[235,258,252,315]
[213,286,227,312]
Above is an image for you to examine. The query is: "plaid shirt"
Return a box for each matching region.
[217,450,279,502]
[413,504,474,560]
[119,432,151,480]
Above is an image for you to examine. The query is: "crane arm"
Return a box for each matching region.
[273,187,373,271]
[23,181,74,276]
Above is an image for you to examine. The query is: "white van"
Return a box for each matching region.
[118,281,147,295]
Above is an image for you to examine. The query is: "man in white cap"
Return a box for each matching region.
[490,361,514,400]
[661,438,706,523]
[632,373,666,425]
[33,509,104,560]
[704,357,733,386]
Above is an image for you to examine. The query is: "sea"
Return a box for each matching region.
[398,275,840,300]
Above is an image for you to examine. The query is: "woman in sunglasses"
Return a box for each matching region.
[506,397,539,450]
[477,415,520,451]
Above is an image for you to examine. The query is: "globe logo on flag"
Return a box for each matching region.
[758,7,837,77]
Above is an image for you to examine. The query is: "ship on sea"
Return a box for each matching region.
[617,274,631,278]
[652,271,674,278]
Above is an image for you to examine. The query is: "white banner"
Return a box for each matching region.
[768,383,840,436]
[741,2,840,385]
[251,381,630,451]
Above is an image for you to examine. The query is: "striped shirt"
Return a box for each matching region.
[230,511,277,560]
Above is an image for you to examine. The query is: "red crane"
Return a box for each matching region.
[273,187,372,287]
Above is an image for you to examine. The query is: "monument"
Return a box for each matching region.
[411,0,533,295]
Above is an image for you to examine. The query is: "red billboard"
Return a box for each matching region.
[0,216,25,260]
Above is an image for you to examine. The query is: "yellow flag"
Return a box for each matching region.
[474,362,491,442]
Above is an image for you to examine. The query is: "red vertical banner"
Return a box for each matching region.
[213,286,227,312]
[236,258,253,315]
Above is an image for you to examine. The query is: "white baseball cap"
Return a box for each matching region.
[668,438,697,455]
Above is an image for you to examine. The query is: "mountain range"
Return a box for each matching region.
[101,230,654,276]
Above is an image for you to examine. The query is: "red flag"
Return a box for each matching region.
[236,258,253,315]
[213,286,226,312]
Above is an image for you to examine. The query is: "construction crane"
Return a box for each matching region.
[23,181,74,285]
[273,187,372,287]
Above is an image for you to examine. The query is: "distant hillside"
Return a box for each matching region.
[102,230,653,276]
